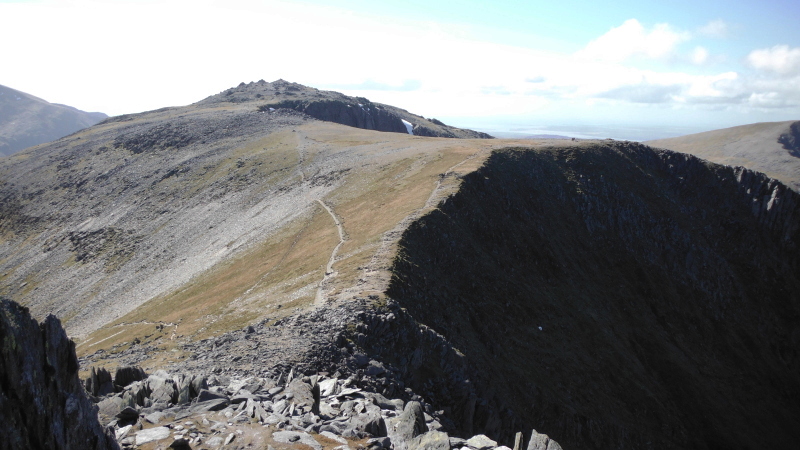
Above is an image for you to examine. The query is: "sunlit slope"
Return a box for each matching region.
[647,120,800,190]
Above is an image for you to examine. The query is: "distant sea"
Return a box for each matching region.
[475,124,709,142]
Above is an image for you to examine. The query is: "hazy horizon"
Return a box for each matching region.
[2,0,798,140]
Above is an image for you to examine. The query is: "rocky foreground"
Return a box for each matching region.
[90,367,560,450]
[1,296,561,450]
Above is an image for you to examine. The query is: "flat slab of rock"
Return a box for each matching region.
[135,426,171,445]
[272,430,323,450]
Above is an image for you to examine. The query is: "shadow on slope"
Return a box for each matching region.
[387,142,800,450]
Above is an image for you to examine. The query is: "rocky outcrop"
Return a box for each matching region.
[386,142,800,449]
[0,297,118,449]
[778,120,800,156]
[87,364,561,450]
[260,98,493,139]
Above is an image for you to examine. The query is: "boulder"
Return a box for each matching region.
[466,434,497,450]
[408,431,451,450]
[526,429,562,450]
[387,401,427,450]
[114,366,147,388]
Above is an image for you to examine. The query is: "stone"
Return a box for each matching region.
[319,378,339,397]
[115,425,133,441]
[526,429,562,450]
[387,401,427,450]
[135,426,171,445]
[343,403,387,438]
[196,389,228,403]
[97,395,125,419]
[272,431,322,450]
[148,374,178,404]
[513,432,523,450]
[189,398,230,413]
[114,366,147,388]
[449,437,467,448]
[145,411,166,424]
[224,433,236,445]
[366,436,392,448]
[190,375,208,398]
[408,431,451,450]
[116,406,139,421]
[206,436,225,446]
[466,435,497,450]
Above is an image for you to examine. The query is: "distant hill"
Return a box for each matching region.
[0,84,107,157]
[198,79,493,139]
[647,121,800,191]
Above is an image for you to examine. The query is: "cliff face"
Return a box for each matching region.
[387,142,800,450]
[0,298,118,450]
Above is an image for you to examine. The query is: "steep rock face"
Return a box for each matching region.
[779,121,800,156]
[387,142,800,450]
[0,297,118,449]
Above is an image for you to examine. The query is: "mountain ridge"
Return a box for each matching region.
[1,80,798,449]
[0,83,107,157]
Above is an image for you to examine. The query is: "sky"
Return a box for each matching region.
[1,0,799,140]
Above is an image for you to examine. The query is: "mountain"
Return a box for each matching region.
[1,81,798,450]
[647,120,800,191]
[0,84,107,157]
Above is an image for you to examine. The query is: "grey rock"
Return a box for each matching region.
[196,389,228,403]
[466,435,497,450]
[114,366,147,388]
[387,401,427,450]
[319,378,339,397]
[206,436,225,446]
[145,411,166,424]
[189,398,230,413]
[526,429,562,450]
[513,432,524,450]
[343,403,387,438]
[190,375,208,398]
[409,431,451,450]
[116,406,139,421]
[97,396,125,419]
[135,426,171,445]
[272,430,322,450]
[366,437,392,448]
[148,374,178,404]
[449,437,467,448]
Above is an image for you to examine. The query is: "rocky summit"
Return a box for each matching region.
[0,80,799,450]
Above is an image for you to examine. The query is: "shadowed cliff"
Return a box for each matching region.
[0,298,118,449]
[387,142,800,449]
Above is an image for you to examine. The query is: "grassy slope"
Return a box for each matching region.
[647,121,800,191]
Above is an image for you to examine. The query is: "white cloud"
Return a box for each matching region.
[697,19,728,38]
[576,19,690,63]
[746,45,800,75]
[691,47,709,65]
[0,1,796,128]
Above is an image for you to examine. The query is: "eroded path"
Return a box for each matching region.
[315,199,347,305]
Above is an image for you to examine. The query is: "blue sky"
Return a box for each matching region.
[2,0,799,139]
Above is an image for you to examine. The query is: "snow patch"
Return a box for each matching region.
[401,119,414,135]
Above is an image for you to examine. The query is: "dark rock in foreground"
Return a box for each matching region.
[0,297,118,449]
